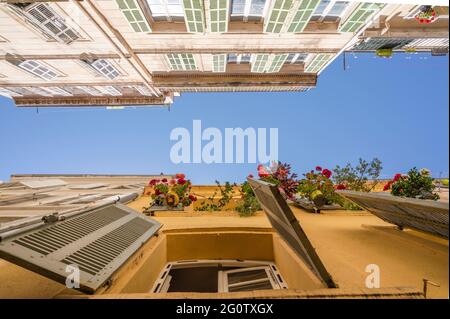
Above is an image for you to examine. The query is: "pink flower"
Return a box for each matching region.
[315,166,322,171]
[169,179,176,185]
[176,173,185,179]
[248,174,254,179]
[257,165,270,177]
[322,169,332,179]
[149,179,156,186]
[393,174,402,182]
[177,178,186,185]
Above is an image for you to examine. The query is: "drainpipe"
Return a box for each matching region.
[70,0,161,97]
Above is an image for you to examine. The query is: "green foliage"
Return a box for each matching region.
[390,167,439,200]
[235,181,261,217]
[195,180,236,212]
[333,158,383,210]
[333,158,383,192]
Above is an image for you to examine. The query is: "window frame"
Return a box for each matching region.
[310,0,350,23]
[17,60,59,81]
[152,259,287,293]
[219,266,281,292]
[230,0,270,22]
[146,0,185,22]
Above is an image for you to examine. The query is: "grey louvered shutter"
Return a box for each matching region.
[337,190,449,239]
[247,178,337,288]
[0,203,161,294]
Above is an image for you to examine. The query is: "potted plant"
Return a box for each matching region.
[144,174,197,214]
[235,178,261,217]
[383,168,440,200]
[254,162,299,201]
[415,5,436,24]
[295,166,341,213]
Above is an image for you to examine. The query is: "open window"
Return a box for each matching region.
[7,2,82,44]
[220,266,282,292]
[152,260,287,293]
[310,0,349,23]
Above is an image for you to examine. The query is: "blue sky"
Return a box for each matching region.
[0,53,448,184]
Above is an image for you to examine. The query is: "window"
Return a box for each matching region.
[76,86,102,96]
[116,0,152,32]
[265,54,288,73]
[231,0,268,21]
[134,85,154,96]
[220,266,281,292]
[310,0,349,22]
[18,60,58,81]
[153,260,287,293]
[40,87,72,96]
[95,86,122,96]
[286,53,309,64]
[10,2,81,44]
[0,87,22,97]
[227,53,251,64]
[209,0,229,32]
[166,53,197,71]
[305,53,333,73]
[264,0,293,33]
[338,2,384,33]
[251,54,270,72]
[212,54,227,72]
[183,0,205,32]
[146,0,184,22]
[287,0,321,32]
[24,87,53,96]
[90,59,121,80]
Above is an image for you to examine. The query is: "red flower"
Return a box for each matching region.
[393,174,402,182]
[149,179,156,186]
[177,178,186,185]
[189,194,197,201]
[383,181,393,191]
[248,174,254,179]
[335,184,346,190]
[154,189,162,195]
[315,166,322,171]
[162,178,168,183]
[322,169,332,179]
[175,173,185,179]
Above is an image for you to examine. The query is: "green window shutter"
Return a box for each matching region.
[209,0,229,33]
[338,2,384,33]
[183,0,205,32]
[287,0,320,33]
[264,0,294,33]
[212,54,227,72]
[304,53,333,73]
[115,0,151,33]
